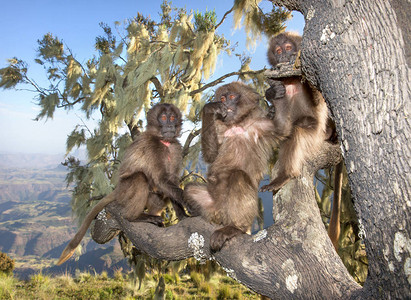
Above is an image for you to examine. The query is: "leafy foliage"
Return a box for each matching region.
[0,58,25,89]
[194,9,217,32]
[233,0,291,45]
[37,33,64,61]
[0,252,15,274]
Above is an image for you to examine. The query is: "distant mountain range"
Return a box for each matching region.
[0,150,87,170]
[0,153,65,169]
[0,152,129,280]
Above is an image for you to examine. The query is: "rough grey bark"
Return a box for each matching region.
[270,0,411,298]
[390,0,411,66]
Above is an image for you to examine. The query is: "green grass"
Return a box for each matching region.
[0,270,261,299]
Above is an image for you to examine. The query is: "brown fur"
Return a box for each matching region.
[263,32,342,250]
[267,32,302,67]
[184,82,277,251]
[328,162,343,251]
[260,77,328,193]
[262,32,329,193]
[57,103,184,265]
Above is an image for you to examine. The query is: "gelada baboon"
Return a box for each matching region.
[267,32,302,68]
[263,32,343,250]
[57,103,186,265]
[183,82,276,252]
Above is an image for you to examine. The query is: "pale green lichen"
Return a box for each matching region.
[306,6,315,21]
[253,229,267,242]
[394,232,411,262]
[282,259,300,294]
[96,209,108,224]
[222,266,237,281]
[286,274,299,293]
[383,244,390,259]
[349,160,356,173]
[358,218,366,240]
[188,232,207,263]
[301,177,310,188]
[320,24,336,44]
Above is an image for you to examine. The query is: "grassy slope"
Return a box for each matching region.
[0,270,261,299]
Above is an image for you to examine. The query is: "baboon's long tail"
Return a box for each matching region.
[328,162,343,251]
[56,193,115,265]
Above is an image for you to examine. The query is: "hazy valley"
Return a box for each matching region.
[0,153,130,280]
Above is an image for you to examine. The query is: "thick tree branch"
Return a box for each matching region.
[150,77,164,99]
[126,116,141,141]
[92,140,359,298]
[102,203,360,298]
[268,0,302,12]
[264,66,302,79]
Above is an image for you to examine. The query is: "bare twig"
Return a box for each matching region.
[88,195,105,203]
[57,97,86,108]
[189,69,266,96]
[215,7,234,29]
[182,129,201,158]
[180,171,207,183]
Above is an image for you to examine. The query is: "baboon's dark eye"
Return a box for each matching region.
[285,43,293,51]
[276,46,282,54]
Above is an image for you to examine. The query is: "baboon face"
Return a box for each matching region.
[214,82,260,124]
[147,103,182,141]
[267,33,301,67]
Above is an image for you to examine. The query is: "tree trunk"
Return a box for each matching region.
[271,0,411,298]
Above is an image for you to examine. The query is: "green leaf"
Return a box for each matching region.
[37,33,64,60]
[0,66,23,89]
[34,58,44,65]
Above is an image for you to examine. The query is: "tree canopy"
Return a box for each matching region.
[0,1,289,225]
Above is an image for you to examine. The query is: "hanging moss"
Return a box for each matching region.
[66,57,83,91]
[66,127,86,155]
[36,92,59,119]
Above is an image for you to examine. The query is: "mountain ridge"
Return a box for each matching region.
[0,150,87,170]
[0,153,129,279]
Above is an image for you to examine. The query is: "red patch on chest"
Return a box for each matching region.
[160,140,171,161]
[224,126,245,137]
[160,140,171,147]
[285,84,299,97]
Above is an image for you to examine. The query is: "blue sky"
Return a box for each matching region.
[0,0,304,155]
